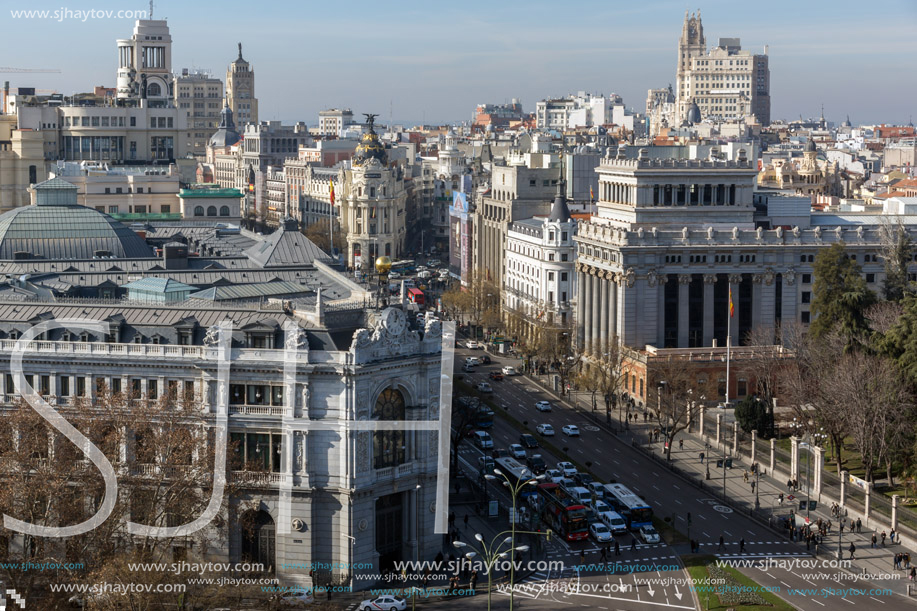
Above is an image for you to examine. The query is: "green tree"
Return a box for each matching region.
[810,241,876,340]
[874,295,917,386]
[879,219,914,301]
[734,395,772,437]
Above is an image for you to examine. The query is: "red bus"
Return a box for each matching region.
[536,483,588,541]
[407,288,425,306]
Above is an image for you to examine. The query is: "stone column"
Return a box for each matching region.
[677,274,691,348]
[812,445,823,500]
[770,438,776,474]
[608,275,618,343]
[759,271,777,343]
[576,268,586,348]
[583,267,593,352]
[892,495,899,531]
[781,270,798,342]
[620,271,638,347]
[702,274,716,346]
[751,430,757,465]
[591,272,601,353]
[751,273,764,331]
[656,274,667,347]
[716,413,723,445]
[599,273,609,354]
[840,470,848,508]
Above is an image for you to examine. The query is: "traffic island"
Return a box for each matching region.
[683,554,795,611]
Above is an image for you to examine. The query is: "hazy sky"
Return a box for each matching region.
[5,0,917,126]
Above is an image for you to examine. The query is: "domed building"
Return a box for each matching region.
[5,178,155,260]
[342,114,407,270]
[209,103,241,150]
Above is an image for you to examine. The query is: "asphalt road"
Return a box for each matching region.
[447,345,917,611]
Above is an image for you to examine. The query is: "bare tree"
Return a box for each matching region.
[865,301,905,335]
[741,324,794,437]
[648,357,713,460]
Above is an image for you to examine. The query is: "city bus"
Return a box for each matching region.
[494,457,539,502]
[474,404,494,429]
[603,483,654,528]
[407,288,425,306]
[536,483,589,541]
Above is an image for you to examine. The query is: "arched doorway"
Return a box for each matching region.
[241,510,275,572]
[375,493,404,572]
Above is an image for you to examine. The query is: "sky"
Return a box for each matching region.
[4,0,917,126]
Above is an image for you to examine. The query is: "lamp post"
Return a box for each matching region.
[705,441,711,480]
[754,465,760,510]
[453,533,529,611]
[485,467,543,611]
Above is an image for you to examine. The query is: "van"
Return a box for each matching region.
[567,486,593,506]
[600,510,629,535]
[474,431,493,450]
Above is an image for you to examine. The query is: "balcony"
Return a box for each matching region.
[229,404,291,417]
[373,462,414,482]
[231,471,287,486]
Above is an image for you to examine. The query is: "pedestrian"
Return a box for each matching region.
[679,439,684,450]
[740,538,746,553]
[882,531,887,546]
[778,492,784,504]
[631,537,638,551]
[857,518,862,533]
[872,533,878,549]
[907,553,911,569]
[895,554,901,569]
[743,470,748,483]
[787,478,793,492]
[849,542,856,560]
[890,528,896,543]
[718,535,726,551]
[579,549,586,567]
[751,481,756,493]
[911,567,916,581]
[470,570,478,592]
[700,452,705,463]
[615,540,621,556]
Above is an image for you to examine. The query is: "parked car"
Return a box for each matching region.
[557,461,577,477]
[639,525,661,544]
[599,510,629,535]
[278,590,315,606]
[489,371,504,381]
[502,366,517,376]
[477,382,493,393]
[361,595,406,611]
[462,364,474,373]
[509,444,527,459]
[589,522,613,544]
[562,425,581,437]
[466,341,480,349]
[474,431,493,450]
[526,454,547,475]
[519,433,538,449]
[535,401,552,412]
[536,423,555,436]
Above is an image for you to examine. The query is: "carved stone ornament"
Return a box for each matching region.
[784,268,797,286]
[813,226,822,241]
[835,226,844,241]
[703,273,717,284]
[285,326,308,352]
[764,268,775,286]
[358,519,368,532]
[678,273,691,285]
[728,273,742,284]
[776,226,784,239]
[651,227,658,240]
[349,328,372,351]
[732,226,739,240]
[752,273,764,284]
[424,318,442,339]
[707,226,714,240]
[792,226,801,239]
[637,227,644,239]
[857,226,864,241]
[357,432,369,472]
[682,227,689,241]
[203,325,221,348]
[756,227,764,240]
[646,269,658,287]
[623,268,636,288]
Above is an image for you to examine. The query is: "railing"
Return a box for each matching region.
[231,471,287,485]
[228,404,290,417]
[0,340,315,363]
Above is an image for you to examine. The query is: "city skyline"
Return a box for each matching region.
[4,0,917,126]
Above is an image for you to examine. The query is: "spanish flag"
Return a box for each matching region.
[590,186,594,201]
[729,286,735,318]
[329,179,335,205]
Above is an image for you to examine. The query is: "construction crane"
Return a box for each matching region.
[0,68,61,73]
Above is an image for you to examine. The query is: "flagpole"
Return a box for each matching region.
[726,298,731,409]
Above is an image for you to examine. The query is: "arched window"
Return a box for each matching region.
[147,82,162,97]
[194,205,204,217]
[206,205,217,216]
[373,388,406,469]
[219,205,230,216]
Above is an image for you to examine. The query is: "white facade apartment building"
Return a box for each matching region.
[503,185,577,338]
[174,70,224,158]
[318,109,354,138]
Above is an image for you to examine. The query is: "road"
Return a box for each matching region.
[447,344,917,611]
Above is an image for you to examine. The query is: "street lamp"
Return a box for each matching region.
[454,533,529,611]
[485,467,543,611]
[705,441,711,480]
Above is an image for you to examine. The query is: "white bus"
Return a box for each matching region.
[603,483,653,528]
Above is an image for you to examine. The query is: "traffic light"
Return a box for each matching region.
[546,529,552,541]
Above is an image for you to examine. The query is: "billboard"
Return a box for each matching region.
[450,192,472,284]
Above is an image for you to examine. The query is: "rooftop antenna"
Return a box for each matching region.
[149,0,153,19]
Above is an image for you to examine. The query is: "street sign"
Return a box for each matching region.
[786,495,795,501]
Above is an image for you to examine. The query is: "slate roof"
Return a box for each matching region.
[244,221,331,268]
[123,277,196,293]
[188,281,313,301]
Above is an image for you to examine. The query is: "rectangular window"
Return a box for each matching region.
[801,291,811,304]
[130,117,136,127]
[561,253,568,262]
[548,272,554,281]
[561,272,568,281]
[802,273,811,284]
[148,379,158,400]
[111,378,121,394]
[866,273,875,283]
[61,376,71,396]
[801,311,811,324]
[76,377,86,397]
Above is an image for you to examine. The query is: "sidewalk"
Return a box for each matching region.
[526,371,917,598]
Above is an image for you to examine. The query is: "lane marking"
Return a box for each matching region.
[810,598,825,606]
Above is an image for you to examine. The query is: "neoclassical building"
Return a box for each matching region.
[757,139,842,196]
[574,147,910,359]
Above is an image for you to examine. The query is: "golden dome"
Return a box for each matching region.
[375,255,392,274]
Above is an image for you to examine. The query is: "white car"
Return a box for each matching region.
[502,366,517,376]
[477,382,493,393]
[599,510,629,535]
[466,340,479,349]
[590,522,613,543]
[509,443,527,459]
[592,499,612,514]
[464,357,480,367]
[428,259,442,267]
[361,595,407,611]
[417,270,433,279]
[536,423,555,436]
[278,590,315,606]
[535,401,552,412]
[639,525,661,544]
[557,461,577,477]
[544,468,562,481]
[562,425,580,437]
